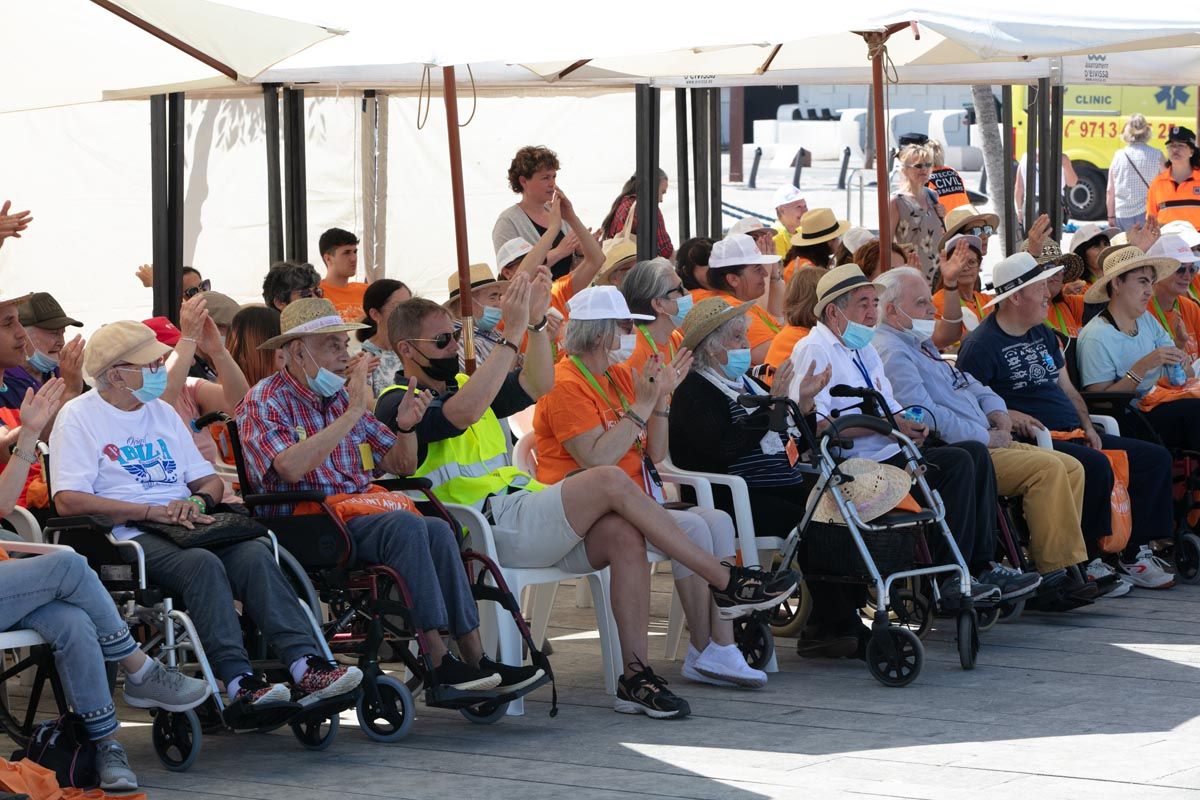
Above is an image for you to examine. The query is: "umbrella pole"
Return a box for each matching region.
[866,34,891,259]
[443,65,475,374]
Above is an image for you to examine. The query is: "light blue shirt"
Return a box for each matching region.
[1076,310,1172,398]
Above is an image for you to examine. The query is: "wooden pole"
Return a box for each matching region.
[868,35,891,257]
[443,66,475,374]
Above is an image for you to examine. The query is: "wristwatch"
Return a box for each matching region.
[527,316,549,332]
[497,338,520,354]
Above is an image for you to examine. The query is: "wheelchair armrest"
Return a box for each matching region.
[827,414,894,439]
[374,477,433,492]
[0,541,75,557]
[242,491,326,508]
[1080,390,1136,406]
[43,515,115,534]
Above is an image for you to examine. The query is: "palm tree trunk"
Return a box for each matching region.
[971,85,1009,255]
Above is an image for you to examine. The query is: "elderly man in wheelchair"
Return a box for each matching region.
[47,321,363,714]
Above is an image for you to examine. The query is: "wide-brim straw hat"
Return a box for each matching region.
[790,208,851,247]
[260,297,368,348]
[1083,245,1180,304]
[1021,238,1085,284]
[594,237,639,284]
[444,263,508,311]
[813,263,885,318]
[938,204,1000,250]
[680,296,757,352]
[813,459,913,524]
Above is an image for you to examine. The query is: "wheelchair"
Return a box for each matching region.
[218,413,554,739]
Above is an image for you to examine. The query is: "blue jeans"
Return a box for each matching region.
[346,511,479,636]
[0,551,137,740]
[1116,213,1145,232]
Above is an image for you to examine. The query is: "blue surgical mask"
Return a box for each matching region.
[302,343,347,398]
[837,308,876,350]
[28,350,58,374]
[129,368,167,404]
[669,294,694,327]
[476,306,503,332]
[721,348,752,381]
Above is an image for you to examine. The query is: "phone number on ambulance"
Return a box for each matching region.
[1063,120,1119,138]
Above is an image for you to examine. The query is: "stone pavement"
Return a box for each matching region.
[104,572,1200,799]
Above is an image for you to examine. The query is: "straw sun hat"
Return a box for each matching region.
[680,296,756,352]
[443,263,508,311]
[1021,238,1085,284]
[938,204,999,250]
[1083,245,1180,304]
[813,264,885,318]
[259,297,367,349]
[790,208,851,247]
[813,459,914,524]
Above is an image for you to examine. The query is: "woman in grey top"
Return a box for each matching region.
[1107,114,1164,232]
[889,143,946,285]
[491,145,576,279]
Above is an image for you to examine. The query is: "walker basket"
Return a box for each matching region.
[800,519,920,578]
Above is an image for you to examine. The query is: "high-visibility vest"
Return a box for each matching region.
[379,373,543,507]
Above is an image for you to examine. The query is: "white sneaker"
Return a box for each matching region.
[1118,546,1175,590]
[692,642,767,689]
[682,644,735,687]
[1085,558,1133,598]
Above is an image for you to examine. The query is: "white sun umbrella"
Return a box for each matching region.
[0,0,343,114]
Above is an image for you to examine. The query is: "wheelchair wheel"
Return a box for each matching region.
[956,609,979,671]
[734,615,775,670]
[865,627,922,687]
[356,675,415,743]
[977,605,1001,632]
[998,598,1025,622]
[768,580,811,638]
[151,709,202,772]
[460,701,509,725]
[1174,532,1200,585]
[292,713,339,751]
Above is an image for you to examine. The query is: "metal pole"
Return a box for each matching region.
[1023,83,1038,231]
[1001,85,1017,256]
[443,66,475,374]
[263,84,283,265]
[707,88,721,237]
[1036,77,1052,222]
[634,85,661,261]
[167,92,184,325]
[674,88,691,243]
[869,38,891,258]
[282,88,309,263]
[691,88,709,238]
[150,95,169,319]
[1049,84,1065,235]
[729,87,745,183]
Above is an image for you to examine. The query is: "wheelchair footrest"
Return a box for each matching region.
[221,699,302,733]
[423,673,551,710]
[289,690,360,724]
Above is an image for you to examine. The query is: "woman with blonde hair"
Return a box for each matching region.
[1107,114,1164,232]
[889,143,945,283]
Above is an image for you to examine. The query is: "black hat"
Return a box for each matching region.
[898,132,929,147]
[1167,126,1197,148]
[18,293,82,329]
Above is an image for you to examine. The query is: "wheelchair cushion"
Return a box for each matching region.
[259,515,351,568]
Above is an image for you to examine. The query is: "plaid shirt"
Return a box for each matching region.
[235,369,397,516]
[608,195,674,259]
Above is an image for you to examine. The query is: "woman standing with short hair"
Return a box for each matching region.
[1107,114,1164,232]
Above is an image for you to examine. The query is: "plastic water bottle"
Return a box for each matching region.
[901,407,925,425]
[1167,362,1187,386]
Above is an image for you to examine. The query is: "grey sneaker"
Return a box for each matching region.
[96,740,138,792]
[123,659,212,713]
[940,575,1001,603]
[978,562,1043,600]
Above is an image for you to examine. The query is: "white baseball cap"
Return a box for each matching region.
[728,217,766,236]
[496,237,533,269]
[709,233,781,270]
[771,184,804,209]
[1069,223,1110,254]
[567,285,654,321]
[1149,234,1200,264]
[942,233,983,256]
[1161,220,1200,249]
[842,226,876,257]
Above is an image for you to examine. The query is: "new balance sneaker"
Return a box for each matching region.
[294,657,363,704]
[433,653,501,692]
[939,575,1001,603]
[476,655,544,693]
[96,740,137,793]
[231,673,291,707]
[691,642,766,689]
[1085,558,1133,598]
[711,563,800,619]
[123,659,212,712]
[682,643,736,687]
[978,562,1042,600]
[1119,546,1175,589]
[614,659,690,719]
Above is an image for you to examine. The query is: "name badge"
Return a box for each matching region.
[295,426,307,441]
[359,443,375,471]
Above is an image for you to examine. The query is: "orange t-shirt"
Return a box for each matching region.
[689,288,780,354]
[782,255,814,284]
[1046,293,1085,338]
[319,280,369,323]
[763,325,810,374]
[627,325,683,372]
[550,275,576,320]
[533,359,643,487]
[932,289,994,321]
[1148,294,1200,358]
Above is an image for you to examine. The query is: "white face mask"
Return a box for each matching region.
[608,332,637,366]
[899,306,937,341]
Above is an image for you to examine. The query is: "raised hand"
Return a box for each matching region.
[346,355,373,413]
[794,360,831,412]
[18,377,66,438]
[1130,216,1161,252]
[135,264,154,288]
[393,378,432,432]
[1025,213,1052,257]
[0,201,32,251]
[632,360,661,408]
[197,314,225,358]
[546,191,563,230]
[500,271,532,335]
[940,239,974,289]
[657,347,693,396]
[178,294,208,341]
[528,266,553,323]
[58,335,85,395]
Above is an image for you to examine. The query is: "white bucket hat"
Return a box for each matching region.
[709,234,780,269]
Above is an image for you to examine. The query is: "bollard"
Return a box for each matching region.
[979,164,987,193]
[836,146,852,190]
[748,147,763,189]
[791,147,809,189]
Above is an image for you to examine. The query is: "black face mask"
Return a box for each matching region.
[417,351,459,382]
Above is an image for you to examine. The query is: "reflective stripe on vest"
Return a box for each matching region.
[379,373,543,506]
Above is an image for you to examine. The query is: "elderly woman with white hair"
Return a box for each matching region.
[533,286,768,689]
[620,257,691,372]
[1107,114,1165,232]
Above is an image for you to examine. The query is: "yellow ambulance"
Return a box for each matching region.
[1013,84,1196,220]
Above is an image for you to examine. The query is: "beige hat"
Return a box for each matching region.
[259,297,368,349]
[790,208,851,247]
[1084,245,1180,304]
[813,264,885,318]
[197,291,240,328]
[680,296,757,352]
[813,459,914,524]
[1109,230,1130,246]
[594,238,639,285]
[444,263,508,310]
[939,204,1000,250]
[1021,238,1084,284]
[84,320,172,378]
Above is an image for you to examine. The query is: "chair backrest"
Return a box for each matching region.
[513,431,539,475]
[507,405,536,442]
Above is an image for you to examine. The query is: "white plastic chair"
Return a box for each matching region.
[1033,414,1121,448]
[3,507,42,544]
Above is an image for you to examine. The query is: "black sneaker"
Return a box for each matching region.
[977,562,1042,600]
[434,654,501,692]
[477,655,544,693]
[614,659,690,719]
[710,563,800,619]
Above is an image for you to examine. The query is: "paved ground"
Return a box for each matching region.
[64,572,1200,799]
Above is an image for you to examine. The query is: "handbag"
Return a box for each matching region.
[1099,449,1133,554]
[136,510,268,550]
[11,713,97,789]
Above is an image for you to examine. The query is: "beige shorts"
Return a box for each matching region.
[487,485,593,574]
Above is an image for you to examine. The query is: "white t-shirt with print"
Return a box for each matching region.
[49,390,216,540]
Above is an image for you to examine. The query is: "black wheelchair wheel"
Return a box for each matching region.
[956,609,980,671]
[977,604,1001,632]
[1175,532,1200,585]
[292,713,339,751]
[460,701,509,725]
[865,627,923,687]
[769,580,811,638]
[152,708,202,772]
[997,598,1025,622]
[734,615,775,670]
[356,675,415,743]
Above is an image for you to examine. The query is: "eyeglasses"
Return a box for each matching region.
[1178,264,1200,276]
[662,285,686,300]
[182,279,212,299]
[115,360,163,374]
[405,329,461,349]
[964,225,994,237]
[296,287,324,300]
[904,162,932,170]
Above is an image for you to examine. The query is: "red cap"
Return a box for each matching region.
[142,317,181,347]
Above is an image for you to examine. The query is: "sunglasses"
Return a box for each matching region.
[964,225,994,237]
[405,329,462,349]
[904,162,933,169]
[661,285,686,300]
[182,279,212,299]
[1177,264,1200,276]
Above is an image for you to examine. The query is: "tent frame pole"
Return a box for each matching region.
[1048,84,1065,238]
[282,88,308,263]
[263,83,284,265]
[707,89,721,236]
[691,88,710,239]
[1036,77,1052,224]
[443,66,476,374]
[150,92,184,324]
[635,85,661,261]
[1001,85,1018,256]
[1023,83,1038,231]
[675,88,691,243]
